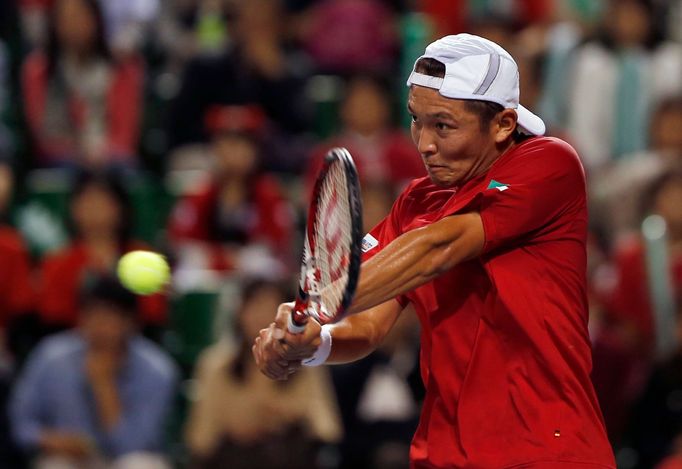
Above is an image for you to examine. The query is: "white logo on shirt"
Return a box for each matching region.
[361,233,379,253]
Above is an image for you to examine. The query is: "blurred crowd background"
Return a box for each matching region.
[0,0,680,468]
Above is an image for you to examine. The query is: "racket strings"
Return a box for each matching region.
[313,160,352,321]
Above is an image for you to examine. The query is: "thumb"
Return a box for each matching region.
[274,301,296,333]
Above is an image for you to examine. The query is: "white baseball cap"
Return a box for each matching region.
[406,33,546,136]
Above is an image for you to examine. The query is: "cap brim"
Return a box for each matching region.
[516,105,546,136]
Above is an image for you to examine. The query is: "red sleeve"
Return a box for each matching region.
[253,176,294,251]
[474,138,587,253]
[107,57,144,159]
[37,251,83,326]
[21,52,47,145]
[0,230,34,327]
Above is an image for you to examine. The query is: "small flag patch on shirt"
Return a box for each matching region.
[361,233,379,253]
[487,179,510,191]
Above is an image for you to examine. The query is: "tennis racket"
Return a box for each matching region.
[288,148,363,333]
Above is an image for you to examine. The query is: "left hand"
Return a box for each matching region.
[252,302,321,380]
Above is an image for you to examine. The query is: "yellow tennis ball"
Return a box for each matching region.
[117,251,170,295]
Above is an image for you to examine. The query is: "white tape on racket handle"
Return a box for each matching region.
[302,324,333,367]
[287,313,308,334]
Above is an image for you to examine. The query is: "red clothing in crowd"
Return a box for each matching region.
[307,131,425,189]
[37,242,166,327]
[607,237,682,351]
[0,226,34,328]
[362,137,614,468]
[168,175,293,271]
[21,51,143,165]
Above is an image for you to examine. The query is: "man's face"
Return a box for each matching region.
[408,86,500,188]
[80,302,133,351]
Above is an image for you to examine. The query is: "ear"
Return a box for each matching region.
[493,109,518,143]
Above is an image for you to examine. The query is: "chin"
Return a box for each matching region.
[429,177,457,188]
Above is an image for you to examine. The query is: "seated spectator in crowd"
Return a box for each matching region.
[592,96,682,240]
[167,0,311,153]
[37,171,167,335]
[306,74,424,190]
[331,307,421,469]
[0,161,33,469]
[9,275,178,469]
[623,296,682,469]
[185,277,342,469]
[566,0,682,170]
[604,171,682,359]
[21,0,144,168]
[168,105,294,277]
[97,0,160,56]
[0,162,34,354]
[300,0,399,74]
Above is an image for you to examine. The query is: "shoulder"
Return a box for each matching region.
[28,332,83,368]
[41,243,85,269]
[129,336,179,384]
[0,226,28,254]
[499,136,585,178]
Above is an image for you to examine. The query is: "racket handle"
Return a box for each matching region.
[288,308,308,334]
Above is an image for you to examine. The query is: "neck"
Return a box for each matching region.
[466,138,517,184]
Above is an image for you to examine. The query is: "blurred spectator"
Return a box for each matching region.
[331,309,421,469]
[623,299,682,469]
[0,162,34,353]
[156,0,234,68]
[604,172,682,359]
[566,0,682,170]
[98,0,160,56]
[167,0,312,151]
[362,180,397,234]
[0,40,13,160]
[37,171,167,335]
[9,275,178,469]
[0,161,33,469]
[21,0,144,168]
[185,278,342,469]
[306,75,424,189]
[593,96,682,239]
[168,105,294,279]
[299,0,399,74]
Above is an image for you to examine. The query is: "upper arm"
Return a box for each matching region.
[419,212,485,275]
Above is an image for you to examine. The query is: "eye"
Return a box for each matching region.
[436,122,451,131]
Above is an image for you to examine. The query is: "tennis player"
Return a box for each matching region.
[253,34,616,469]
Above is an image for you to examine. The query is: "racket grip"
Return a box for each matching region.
[288,308,308,334]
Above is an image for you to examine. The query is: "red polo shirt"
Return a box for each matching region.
[362,137,615,468]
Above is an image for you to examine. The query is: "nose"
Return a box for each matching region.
[415,127,437,158]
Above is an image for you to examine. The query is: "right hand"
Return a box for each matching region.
[40,431,93,460]
[252,302,322,380]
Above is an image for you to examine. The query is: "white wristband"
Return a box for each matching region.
[302,324,333,367]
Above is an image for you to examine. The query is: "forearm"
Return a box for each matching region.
[326,300,403,364]
[348,213,482,315]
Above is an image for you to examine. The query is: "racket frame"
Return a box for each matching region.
[288,148,363,333]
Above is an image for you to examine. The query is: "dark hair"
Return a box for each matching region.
[79,275,137,317]
[595,0,665,51]
[46,0,111,76]
[68,170,134,246]
[413,57,512,133]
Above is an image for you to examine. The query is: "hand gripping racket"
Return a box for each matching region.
[288,148,363,333]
